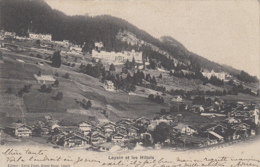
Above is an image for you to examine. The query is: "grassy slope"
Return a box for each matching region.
[0,45,259,127]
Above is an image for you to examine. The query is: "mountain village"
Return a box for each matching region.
[0,25,260,153]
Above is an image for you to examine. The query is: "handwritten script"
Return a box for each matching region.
[2,148,260,167]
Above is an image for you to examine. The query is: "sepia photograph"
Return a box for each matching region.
[0,0,259,166]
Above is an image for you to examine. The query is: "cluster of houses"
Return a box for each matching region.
[2,101,259,151]
[0,30,83,54]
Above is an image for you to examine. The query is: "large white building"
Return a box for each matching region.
[202,70,226,80]
[92,49,142,64]
[4,31,16,38]
[29,32,52,41]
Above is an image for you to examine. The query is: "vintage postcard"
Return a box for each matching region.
[0,0,259,167]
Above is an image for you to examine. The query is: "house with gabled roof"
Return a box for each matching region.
[127,125,139,138]
[116,119,134,126]
[58,133,90,148]
[90,132,106,145]
[5,123,32,137]
[78,121,92,135]
[115,125,128,135]
[111,133,127,144]
[52,126,79,136]
[92,125,104,134]
[172,123,197,136]
[102,122,116,132]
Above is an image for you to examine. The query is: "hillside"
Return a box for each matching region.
[1,0,252,77]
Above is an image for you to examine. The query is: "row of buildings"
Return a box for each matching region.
[28,32,52,41]
[3,101,259,151]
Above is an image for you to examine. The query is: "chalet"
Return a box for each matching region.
[115,126,128,135]
[172,123,197,136]
[116,119,134,126]
[78,121,92,135]
[92,125,104,134]
[58,133,90,148]
[207,131,224,143]
[97,142,121,152]
[127,125,139,138]
[32,121,50,136]
[102,122,116,134]
[5,123,32,137]
[111,133,126,144]
[90,132,106,145]
[52,126,79,135]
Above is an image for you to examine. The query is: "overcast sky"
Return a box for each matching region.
[45,0,260,77]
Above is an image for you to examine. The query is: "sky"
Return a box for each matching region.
[45,0,260,78]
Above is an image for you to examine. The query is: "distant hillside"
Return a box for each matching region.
[221,64,241,76]
[1,0,257,81]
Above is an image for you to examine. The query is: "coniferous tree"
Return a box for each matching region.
[51,51,61,68]
[109,63,116,71]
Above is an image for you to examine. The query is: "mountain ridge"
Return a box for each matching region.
[0,0,256,79]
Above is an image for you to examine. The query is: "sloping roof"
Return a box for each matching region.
[6,123,32,129]
[92,132,106,139]
[134,116,150,122]
[64,133,89,141]
[177,135,209,144]
[102,122,116,127]
[78,121,93,126]
[112,133,125,137]
[127,125,139,131]
[231,123,250,130]
[56,126,79,133]
[201,124,227,132]
[208,131,224,140]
